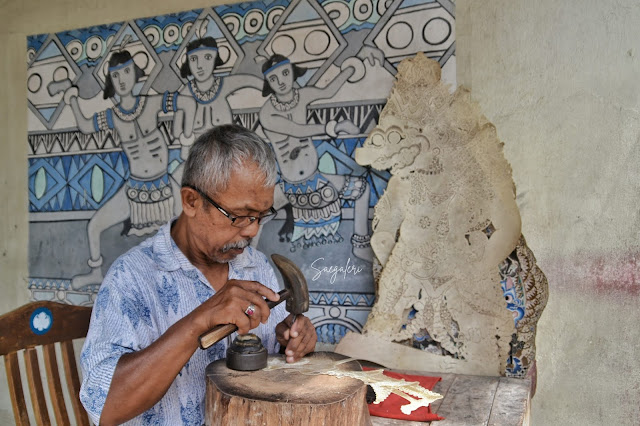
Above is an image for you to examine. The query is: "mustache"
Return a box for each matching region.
[221,239,252,253]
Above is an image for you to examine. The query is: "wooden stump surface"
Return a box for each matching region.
[205,352,371,426]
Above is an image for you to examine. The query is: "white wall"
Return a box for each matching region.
[1,0,638,424]
[457,1,640,424]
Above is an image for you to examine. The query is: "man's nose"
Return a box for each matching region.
[239,220,260,238]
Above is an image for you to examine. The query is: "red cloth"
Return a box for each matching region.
[362,367,444,421]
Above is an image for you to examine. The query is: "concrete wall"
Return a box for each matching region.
[1,0,637,424]
[457,1,640,424]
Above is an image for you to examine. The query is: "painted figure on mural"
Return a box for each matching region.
[62,41,196,289]
[177,21,263,157]
[258,53,377,261]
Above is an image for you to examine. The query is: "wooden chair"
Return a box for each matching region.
[0,301,92,425]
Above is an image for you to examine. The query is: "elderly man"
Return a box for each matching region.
[79,125,317,425]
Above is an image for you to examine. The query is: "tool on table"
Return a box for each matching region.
[225,333,268,371]
[198,253,309,350]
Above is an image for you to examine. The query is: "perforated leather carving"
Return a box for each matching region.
[354,53,548,376]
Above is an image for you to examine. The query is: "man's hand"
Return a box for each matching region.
[276,314,317,363]
[100,280,280,425]
[193,279,280,336]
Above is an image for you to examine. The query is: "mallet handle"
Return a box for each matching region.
[198,289,289,349]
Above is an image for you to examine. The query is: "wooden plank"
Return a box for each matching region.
[43,343,70,426]
[24,347,51,426]
[487,377,531,426]
[435,375,500,426]
[61,340,90,426]
[371,416,430,426]
[0,301,91,356]
[428,372,455,414]
[4,352,30,426]
[369,371,530,426]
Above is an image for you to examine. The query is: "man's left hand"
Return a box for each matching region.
[276,314,317,363]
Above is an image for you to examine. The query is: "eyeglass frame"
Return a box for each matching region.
[183,184,277,228]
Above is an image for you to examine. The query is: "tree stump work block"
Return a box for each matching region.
[205,352,371,426]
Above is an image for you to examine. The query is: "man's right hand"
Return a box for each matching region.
[192,279,281,335]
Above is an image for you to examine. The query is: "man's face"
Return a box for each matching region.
[188,49,217,82]
[109,62,136,97]
[266,63,294,97]
[194,162,275,265]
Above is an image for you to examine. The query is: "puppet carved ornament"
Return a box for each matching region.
[336,53,548,378]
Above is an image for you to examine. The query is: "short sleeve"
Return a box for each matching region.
[79,257,155,423]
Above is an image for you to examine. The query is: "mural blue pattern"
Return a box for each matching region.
[28,148,184,212]
[28,137,388,213]
[27,0,455,349]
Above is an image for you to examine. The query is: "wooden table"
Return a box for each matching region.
[371,371,531,426]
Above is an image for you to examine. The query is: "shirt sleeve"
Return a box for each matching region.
[79,256,155,424]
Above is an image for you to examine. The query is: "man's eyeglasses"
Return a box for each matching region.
[183,184,277,228]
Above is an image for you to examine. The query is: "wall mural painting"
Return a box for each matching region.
[27,0,456,345]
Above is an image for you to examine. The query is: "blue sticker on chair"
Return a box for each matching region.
[30,307,53,335]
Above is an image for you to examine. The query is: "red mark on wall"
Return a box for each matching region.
[545,252,640,298]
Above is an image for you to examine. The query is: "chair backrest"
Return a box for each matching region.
[0,301,92,426]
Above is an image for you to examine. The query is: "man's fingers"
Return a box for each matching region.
[290,325,313,354]
[300,328,316,353]
[227,280,280,325]
[285,317,316,361]
[288,314,300,337]
[227,279,280,302]
[235,280,280,302]
[243,292,273,325]
[233,312,252,335]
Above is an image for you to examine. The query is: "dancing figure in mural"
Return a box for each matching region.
[177,23,264,158]
[340,53,548,377]
[63,43,196,288]
[258,53,373,261]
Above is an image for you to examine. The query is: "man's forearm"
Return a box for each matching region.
[99,315,201,425]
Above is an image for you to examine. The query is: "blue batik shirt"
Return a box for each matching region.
[79,220,287,425]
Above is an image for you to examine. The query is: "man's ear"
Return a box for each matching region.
[180,187,200,217]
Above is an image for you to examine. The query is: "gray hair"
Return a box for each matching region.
[181,125,278,195]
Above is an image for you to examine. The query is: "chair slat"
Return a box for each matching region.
[24,347,51,426]
[43,343,70,426]
[1,301,93,425]
[61,340,90,426]
[0,301,92,356]
[4,352,30,426]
